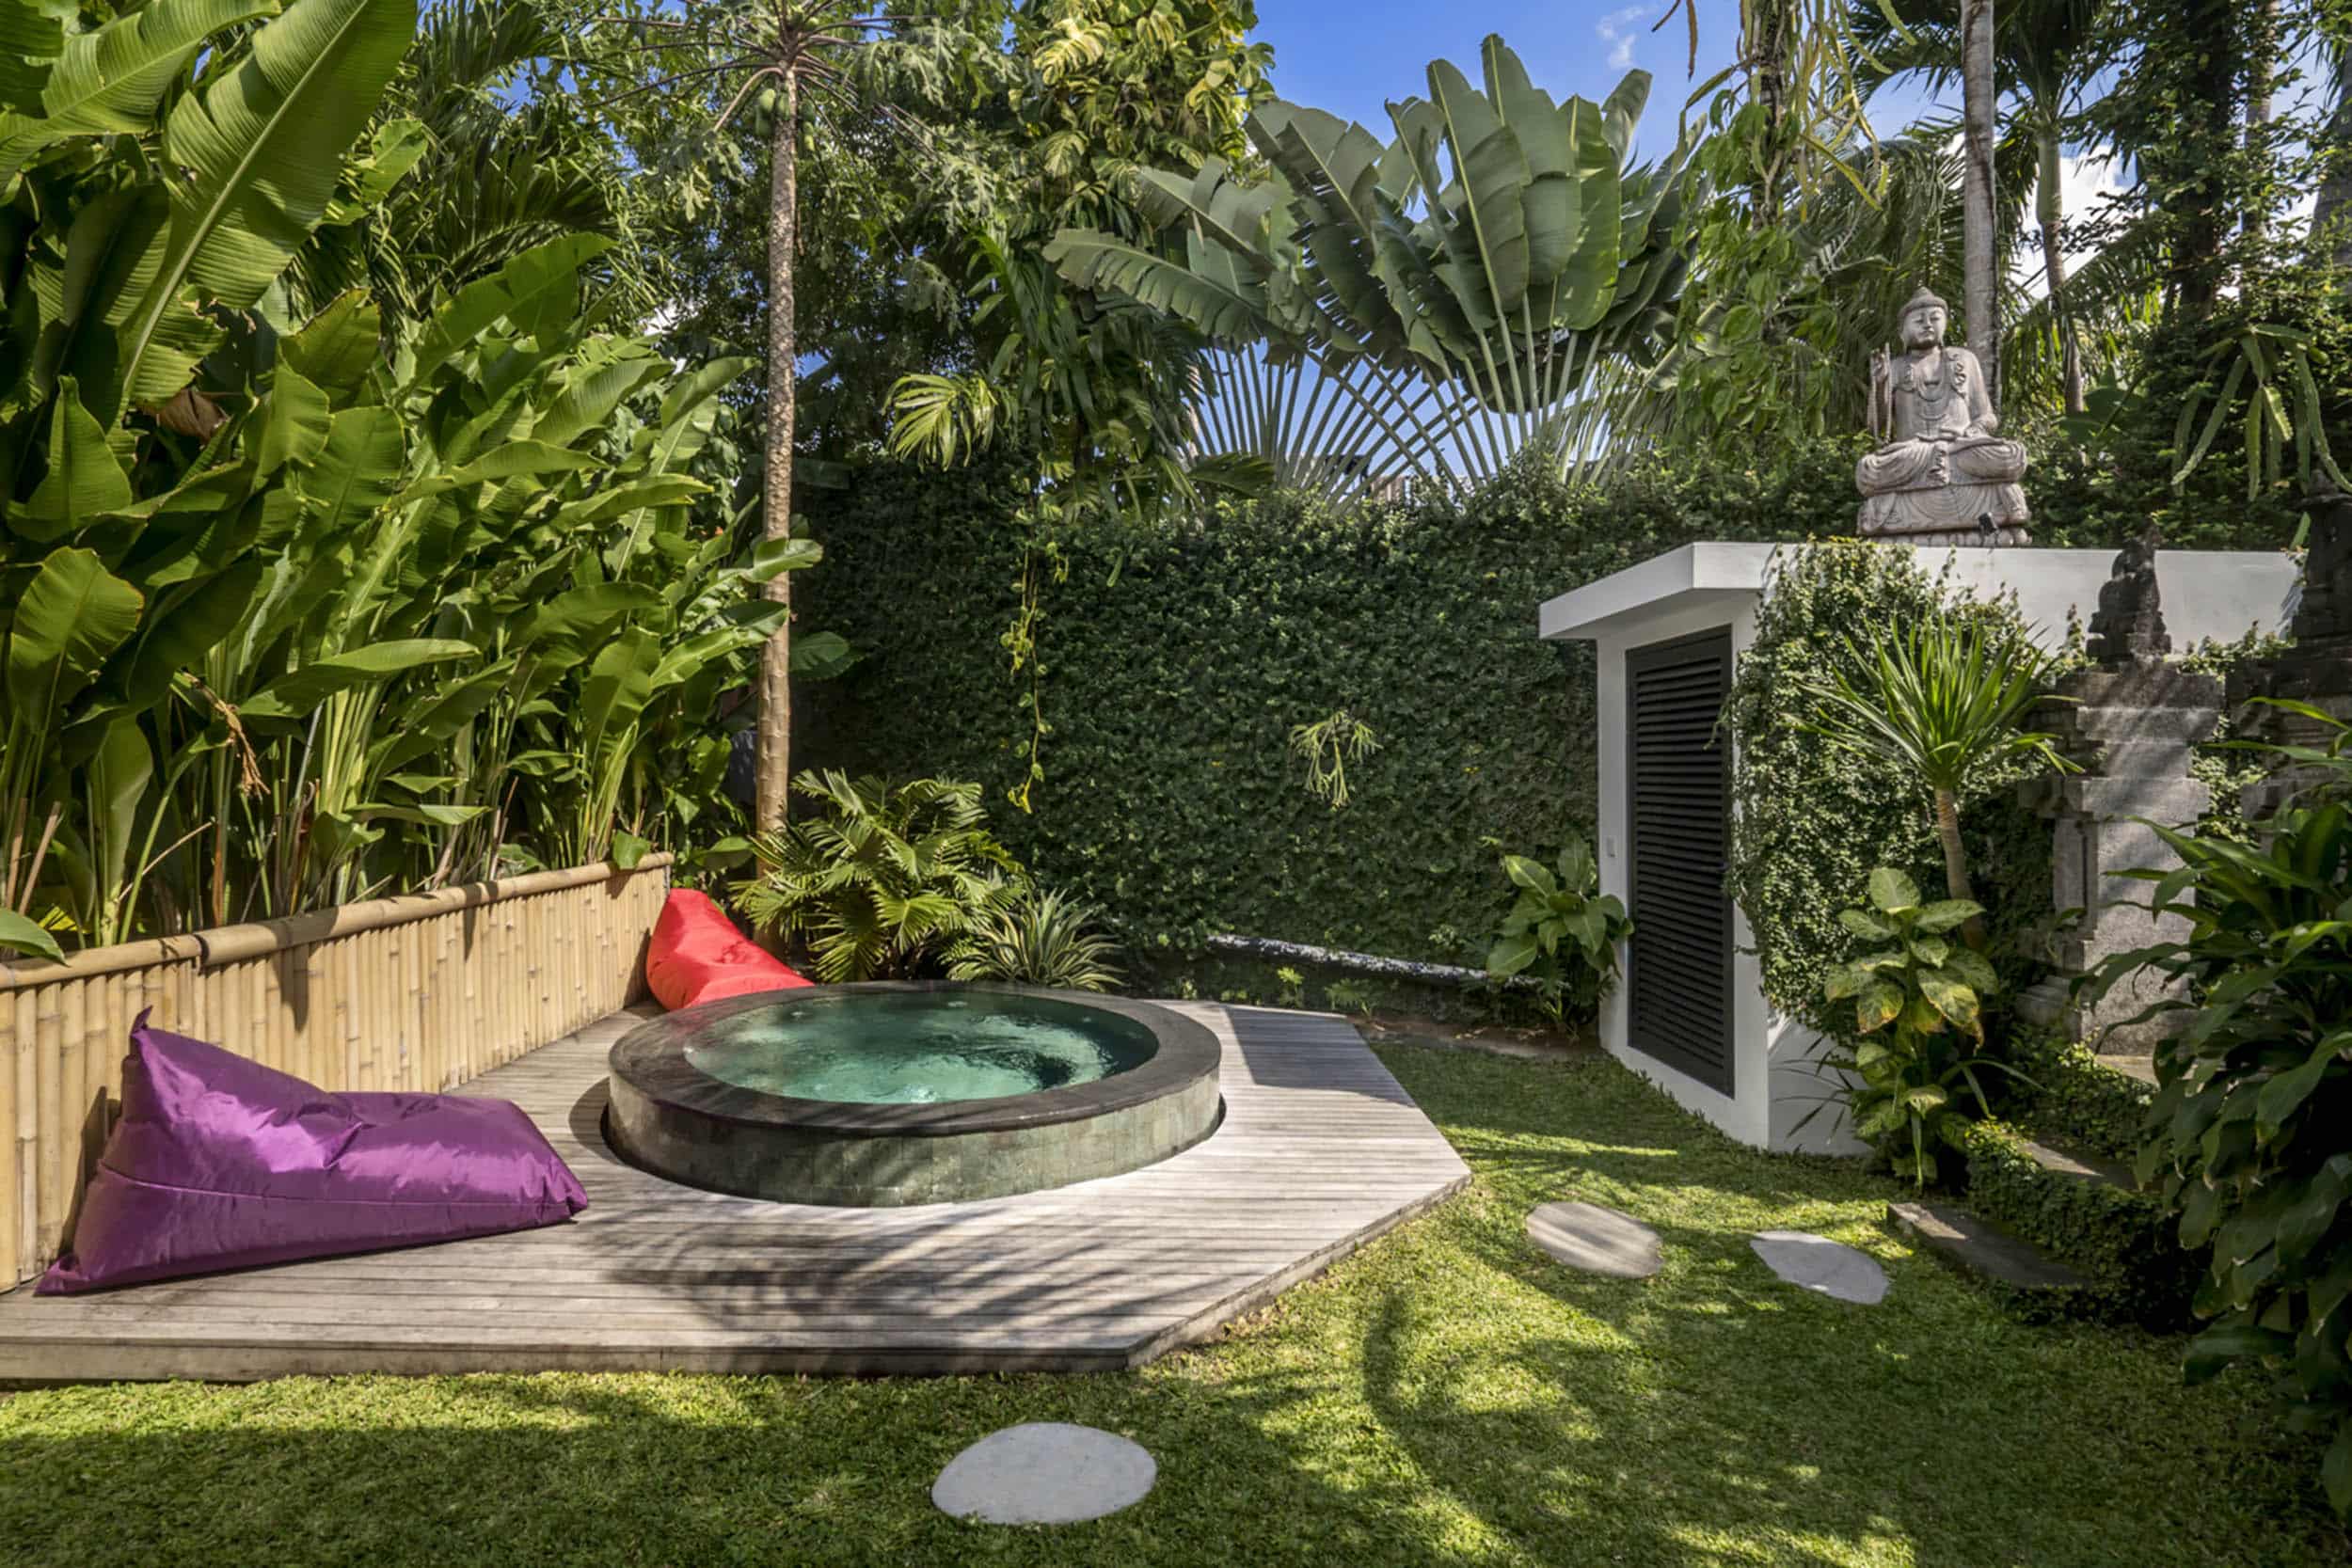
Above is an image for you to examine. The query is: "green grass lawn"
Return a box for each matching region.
[5,1043,2344,1568]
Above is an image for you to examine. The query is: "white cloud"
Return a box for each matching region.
[1596,6,1645,72]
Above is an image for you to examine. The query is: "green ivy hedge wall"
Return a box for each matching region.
[794,448,1862,999]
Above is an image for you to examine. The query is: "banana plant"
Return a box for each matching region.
[0,0,823,953]
[1043,35,1698,489]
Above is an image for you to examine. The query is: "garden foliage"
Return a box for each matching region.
[1484,835,1631,1025]
[795,450,1855,1000]
[2088,705,2352,1514]
[1819,867,2007,1185]
[736,772,1022,983]
[0,0,800,954]
[946,885,1123,991]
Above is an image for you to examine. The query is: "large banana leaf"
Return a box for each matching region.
[117,0,416,414]
[0,0,278,182]
[400,232,612,390]
[4,546,143,733]
[0,0,65,119]
[238,637,477,722]
[16,376,132,538]
[1044,230,1271,345]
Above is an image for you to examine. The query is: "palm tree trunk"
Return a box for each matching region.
[2245,0,2275,238]
[1961,0,2000,403]
[1932,785,1985,944]
[2036,126,2085,415]
[756,69,800,834]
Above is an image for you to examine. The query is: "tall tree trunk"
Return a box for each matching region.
[2245,0,2275,238]
[1961,0,2000,404]
[2316,47,2352,272]
[2036,125,2085,415]
[1932,785,1986,946]
[2172,0,2238,317]
[756,71,800,834]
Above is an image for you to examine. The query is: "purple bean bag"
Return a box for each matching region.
[39,1014,587,1294]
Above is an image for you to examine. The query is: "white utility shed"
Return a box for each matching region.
[1538,542,2297,1152]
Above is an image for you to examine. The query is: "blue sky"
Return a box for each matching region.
[1248,0,1947,164]
[1250,0,1746,155]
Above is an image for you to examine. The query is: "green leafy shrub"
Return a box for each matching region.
[2087,704,2352,1514]
[0,0,805,945]
[1484,836,1631,1024]
[2004,1033,2156,1164]
[1724,542,2053,1029]
[737,772,1018,982]
[1820,868,2010,1186]
[945,886,1123,991]
[1945,1118,2197,1325]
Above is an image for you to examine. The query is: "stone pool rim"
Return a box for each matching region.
[606,981,1221,1138]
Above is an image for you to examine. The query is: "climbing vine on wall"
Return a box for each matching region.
[1722,543,2053,1031]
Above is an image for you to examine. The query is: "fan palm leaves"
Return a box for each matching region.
[736,772,1022,982]
[1044,36,1699,489]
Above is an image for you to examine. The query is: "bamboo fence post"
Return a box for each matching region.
[0,985,17,1287]
[12,989,34,1286]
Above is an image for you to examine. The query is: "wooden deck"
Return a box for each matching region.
[0,1003,1470,1379]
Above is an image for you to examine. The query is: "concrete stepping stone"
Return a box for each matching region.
[1750,1230,1888,1305]
[1526,1201,1662,1278]
[931,1422,1156,1524]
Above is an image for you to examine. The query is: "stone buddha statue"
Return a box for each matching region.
[1856,287,2031,546]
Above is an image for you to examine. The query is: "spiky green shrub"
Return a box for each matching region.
[946,886,1123,991]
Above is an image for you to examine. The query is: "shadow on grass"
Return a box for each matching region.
[5,1043,2348,1568]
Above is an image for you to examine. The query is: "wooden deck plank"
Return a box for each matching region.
[0,1001,1469,1379]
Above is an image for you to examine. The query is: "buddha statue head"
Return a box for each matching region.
[1899,287,1948,352]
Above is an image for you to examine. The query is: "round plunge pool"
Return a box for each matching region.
[604,983,1222,1206]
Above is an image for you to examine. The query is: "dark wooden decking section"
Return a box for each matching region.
[0,1003,1470,1379]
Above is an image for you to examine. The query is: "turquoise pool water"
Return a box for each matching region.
[682,990,1159,1105]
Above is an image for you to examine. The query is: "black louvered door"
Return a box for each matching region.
[1625,629,1734,1095]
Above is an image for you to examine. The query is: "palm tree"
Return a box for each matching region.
[580,1,945,832]
[2313,40,2352,271]
[1800,614,2074,944]
[1851,0,2112,412]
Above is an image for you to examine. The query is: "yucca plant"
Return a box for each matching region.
[735,772,1021,982]
[946,885,1123,991]
[1800,610,2074,942]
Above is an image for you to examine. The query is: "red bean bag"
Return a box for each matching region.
[644,888,813,1009]
[40,1016,586,1294]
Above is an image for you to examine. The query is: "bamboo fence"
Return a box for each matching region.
[0,856,671,1288]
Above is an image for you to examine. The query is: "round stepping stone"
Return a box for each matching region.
[1526,1201,1662,1278]
[1750,1230,1888,1305]
[931,1422,1156,1525]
